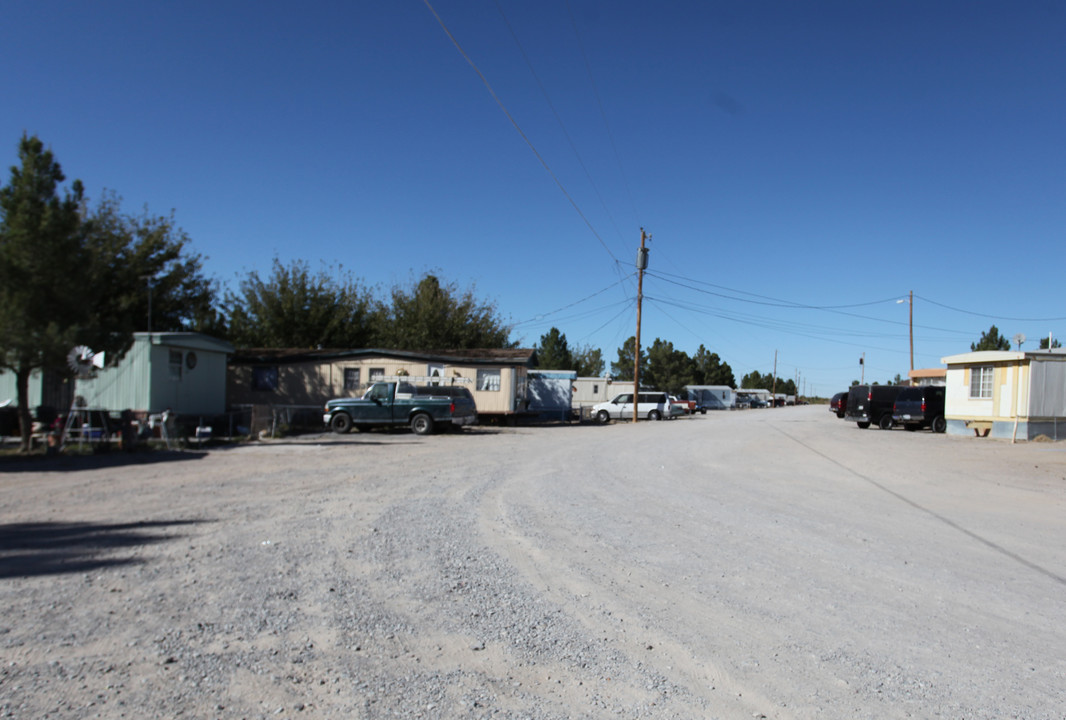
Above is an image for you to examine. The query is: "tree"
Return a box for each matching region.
[535,327,573,370]
[572,345,604,377]
[373,274,514,350]
[82,192,218,345]
[0,135,86,450]
[971,325,1011,351]
[0,136,219,451]
[643,338,694,395]
[692,345,736,387]
[225,257,370,348]
[741,370,768,390]
[610,336,645,383]
[1039,337,1062,349]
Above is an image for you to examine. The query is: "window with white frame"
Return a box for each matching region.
[970,366,993,399]
[169,350,183,381]
[343,368,361,391]
[477,369,501,392]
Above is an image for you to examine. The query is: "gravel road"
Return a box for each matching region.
[1,406,1064,719]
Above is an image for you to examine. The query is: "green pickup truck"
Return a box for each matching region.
[323,381,477,435]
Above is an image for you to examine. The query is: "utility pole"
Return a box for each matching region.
[908,289,914,373]
[771,350,778,406]
[860,352,865,384]
[633,228,649,423]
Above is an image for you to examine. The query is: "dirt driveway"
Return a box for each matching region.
[1,406,1064,719]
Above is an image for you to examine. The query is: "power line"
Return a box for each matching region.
[914,294,1066,323]
[565,0,641,228]
[423,0,620,265]
[510,275,635,328]
[493,0,630,254]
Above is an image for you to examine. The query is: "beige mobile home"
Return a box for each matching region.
[572,377,615,409]
[228,348,537,421]
[941,349,1066,440]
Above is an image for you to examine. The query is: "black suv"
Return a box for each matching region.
[892,386,947,433]
[845,385,905,429]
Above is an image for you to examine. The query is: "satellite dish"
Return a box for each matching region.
[1013,333,1026,350]
[67,346,105,378]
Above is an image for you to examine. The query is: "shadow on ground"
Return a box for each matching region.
[0,449,208,473]
[0,519,207,579]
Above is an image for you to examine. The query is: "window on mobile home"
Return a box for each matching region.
[969,366,993,399]
[252,366,278,391]
[343,368,361,391]
[169,350,183,381]
[477,369,501,391]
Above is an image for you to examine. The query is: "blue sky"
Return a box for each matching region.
[3,1,1064,396]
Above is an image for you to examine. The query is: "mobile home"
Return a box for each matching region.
[684,385,735,410]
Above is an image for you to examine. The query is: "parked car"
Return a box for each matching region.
[324,381,477,435]
[892,386,947,433]
[592,392,673,423]
[845,384,905,429]
[829,392,847,418]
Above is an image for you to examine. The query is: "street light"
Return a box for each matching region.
[897,290,913,373]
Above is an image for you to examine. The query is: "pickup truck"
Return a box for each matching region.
[324,381,477,435]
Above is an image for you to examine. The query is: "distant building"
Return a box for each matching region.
[908,368,947,386]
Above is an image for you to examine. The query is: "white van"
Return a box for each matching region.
[592,392,673,423]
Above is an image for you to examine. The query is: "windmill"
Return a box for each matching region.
[61,346,106,449]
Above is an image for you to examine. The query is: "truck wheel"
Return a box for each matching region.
[648,410,662,421]
[596,410,611,424]
[878,414,894,430]
[857,421,870,429]
[330,413,352,434]
[411,413,434,436]
[932,416,947,434]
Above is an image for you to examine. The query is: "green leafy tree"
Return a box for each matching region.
[373,273,513,350]
[971,324,1011,351]
[572,345,604,377]
[535,327,573,369]
[610,336,646,383]
[0,135,85,449]
[643,338,695,395]
[1039,337,1062,349]
[0,136,216,451]
[82,192,218,344]
[225,258,370,348]
[740,370,768,390]
[693,345,736,387]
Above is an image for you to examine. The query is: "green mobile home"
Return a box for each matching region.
[76,332,234,416]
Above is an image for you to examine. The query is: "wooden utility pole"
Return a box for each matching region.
[771,350,778,405]
[633,228,649,423]
[908,289,914,373]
